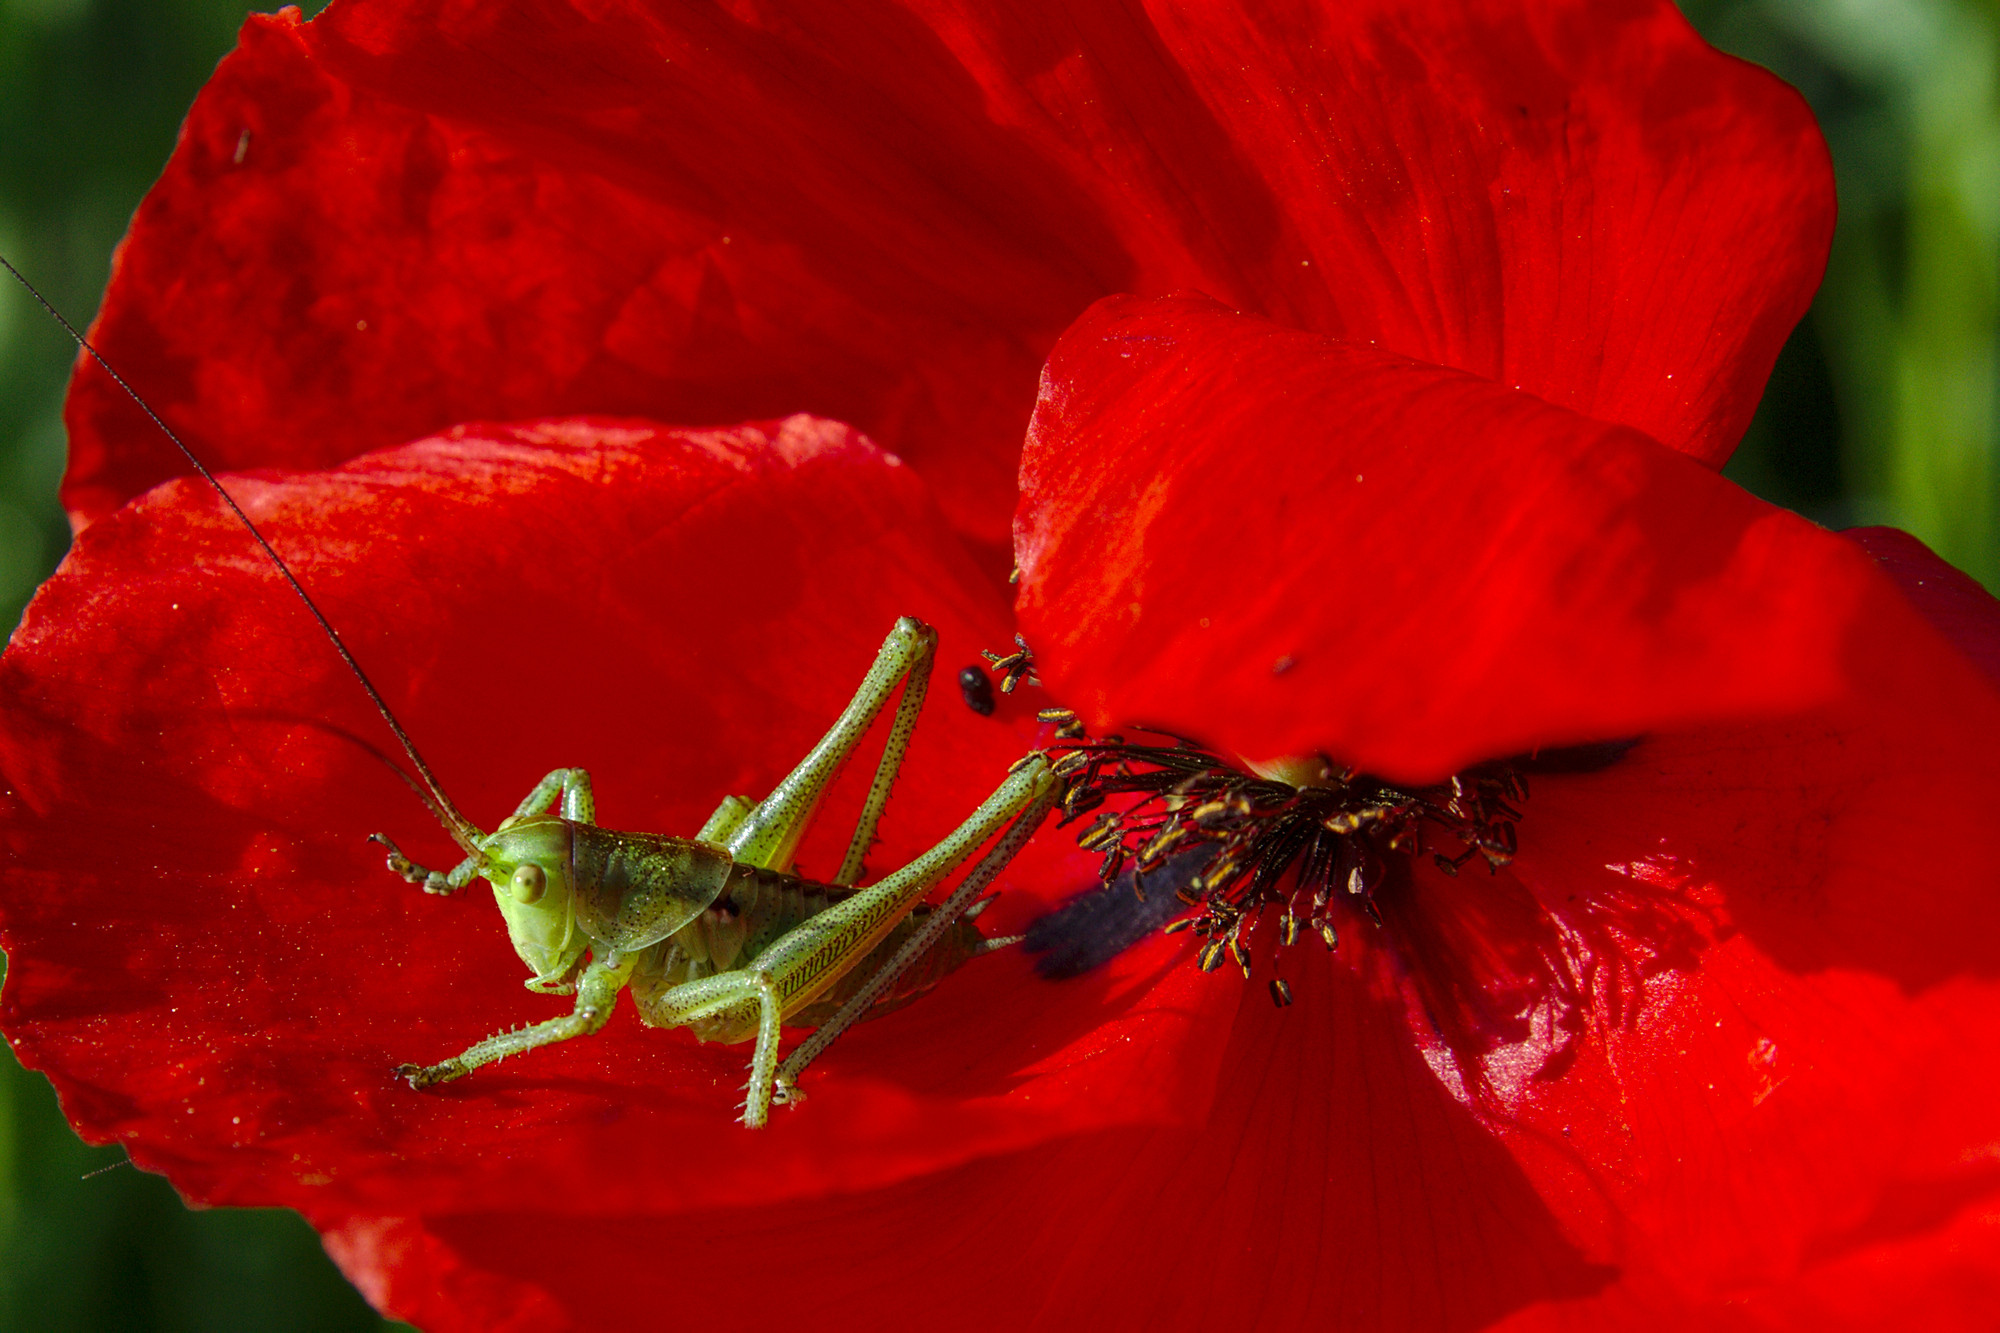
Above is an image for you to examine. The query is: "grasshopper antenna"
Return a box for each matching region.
[1,253,486,858]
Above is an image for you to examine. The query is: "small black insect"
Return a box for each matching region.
[958,664,996,716]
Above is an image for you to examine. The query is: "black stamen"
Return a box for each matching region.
[1036,733,1540,983]
[979,634,1039,694]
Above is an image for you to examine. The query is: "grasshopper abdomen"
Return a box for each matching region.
[630,859,1006,1043]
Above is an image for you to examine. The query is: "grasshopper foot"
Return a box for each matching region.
[771,1078,807,1109]
[395,1060,463,1090]
[370,833,456,895]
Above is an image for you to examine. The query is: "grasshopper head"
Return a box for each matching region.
[479,818,588,991]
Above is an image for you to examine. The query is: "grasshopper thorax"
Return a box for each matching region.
[565,827,735,957]
[479,820,738,994]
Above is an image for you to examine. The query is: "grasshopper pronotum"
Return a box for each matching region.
[3,255,1058,1128]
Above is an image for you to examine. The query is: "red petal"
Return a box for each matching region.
[1467,682,2000,1321]
[1330,553,2000,1319]
[317,955,1619,1332]
[312,643,2000,1333]
[1013,0,1827,465]
[23,409,1997,1325]
[1846,525,2000,689]
[0,421,1234,1269]
[1030,290,2000,1320]
[1010,288,2000,1318]
[1016,294,1943,780]
[61,7,1071,549]
[66,0,1825,536]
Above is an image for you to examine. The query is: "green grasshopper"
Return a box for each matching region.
[2,255,1058,1128]
[371,616,1057,1126]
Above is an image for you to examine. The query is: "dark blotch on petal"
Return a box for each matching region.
[1023,846,1212,978]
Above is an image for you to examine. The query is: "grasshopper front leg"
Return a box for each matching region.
[398,950,637,1088]
[372,767,594,894]
[371,834,482,896]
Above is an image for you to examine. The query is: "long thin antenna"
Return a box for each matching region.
[1,252,485,856]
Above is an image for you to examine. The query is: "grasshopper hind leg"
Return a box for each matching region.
[771,770,1057,1104]
[721,616,937,879]
[697,794,755,844]
[639,755,1057,1127]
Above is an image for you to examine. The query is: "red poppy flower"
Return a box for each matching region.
[7,0,1998,1329]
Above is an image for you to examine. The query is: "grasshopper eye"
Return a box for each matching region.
[509,863,547,904]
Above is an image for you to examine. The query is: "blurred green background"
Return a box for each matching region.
[0,1,405,1328]
[0,0,1994,1326]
